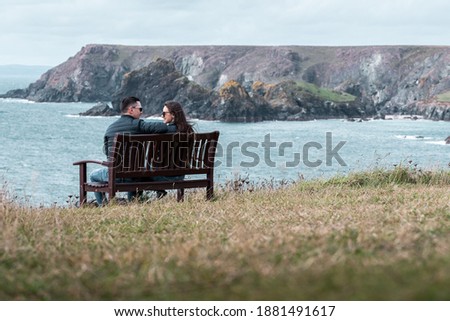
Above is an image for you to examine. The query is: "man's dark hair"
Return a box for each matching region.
[120,96,140,113]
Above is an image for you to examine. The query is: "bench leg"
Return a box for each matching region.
[206,185,214,200]
[78,164,87,207]
[79,184,87,207]
[206,173,214,200]
[108,190,116,204]
[79,186,87,207]
[177,188,185,202]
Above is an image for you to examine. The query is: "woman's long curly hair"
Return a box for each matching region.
[164,101,194,133]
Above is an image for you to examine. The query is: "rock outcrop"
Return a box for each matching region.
[5,45,129,102]
[407,101,450,121]
[79,102,118,116]
[3,44,450,121]
[251,80,363,121]
[212,80,265,122]
[110,58,213,118]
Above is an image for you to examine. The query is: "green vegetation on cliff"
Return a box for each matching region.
[436,90,450,102]
[297,81,356,102]
[1,168,449,300]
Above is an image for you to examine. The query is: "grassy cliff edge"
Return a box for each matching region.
[1,168,449,300]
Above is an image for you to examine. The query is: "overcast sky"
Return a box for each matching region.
[1,0,450,67]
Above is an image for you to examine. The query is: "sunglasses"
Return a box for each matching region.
[131,106,143,112]
[161,111,170,117]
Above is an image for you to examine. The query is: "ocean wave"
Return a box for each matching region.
[143,116,216,123]
[395,135,430,140]
[426,141,450,146]
[384,115,424,120]
[0,98,35,104]
[65,114,119,119]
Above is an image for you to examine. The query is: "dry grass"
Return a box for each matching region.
[1,169,449,300]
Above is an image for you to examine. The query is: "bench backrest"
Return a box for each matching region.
[109,131,220,179]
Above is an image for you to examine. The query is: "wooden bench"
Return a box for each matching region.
[73,131,220,206]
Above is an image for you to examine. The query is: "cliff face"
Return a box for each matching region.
[305,47,450,114]
[3,44,450,121]
[7,45,130,101]
[110,58,213,117]
[105,58,364,122]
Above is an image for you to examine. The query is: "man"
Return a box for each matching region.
[90,96,176,206]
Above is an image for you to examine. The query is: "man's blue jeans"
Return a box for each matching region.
[89,167,111,206]
[89,167,183,206]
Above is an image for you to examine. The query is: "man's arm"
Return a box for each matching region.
[166,123,177,133]
[138,119,170,133]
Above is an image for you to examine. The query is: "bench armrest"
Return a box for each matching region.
[73,159,112,166]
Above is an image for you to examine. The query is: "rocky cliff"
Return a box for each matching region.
[3,44,450,121]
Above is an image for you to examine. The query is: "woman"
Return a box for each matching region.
[161,100,194,133]
[155,101,194,198]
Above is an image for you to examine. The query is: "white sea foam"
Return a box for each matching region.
[395,135,430,140]
[144,116,162,120]
[65,114,119,119]
[426,141,449,146]
[0,98,35,104]
[384,115,424,120]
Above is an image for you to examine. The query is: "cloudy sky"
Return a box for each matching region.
[2,0,450,66]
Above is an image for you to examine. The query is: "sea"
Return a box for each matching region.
[1,76,449,207]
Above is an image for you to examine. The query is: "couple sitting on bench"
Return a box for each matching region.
[89,97,194,206]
